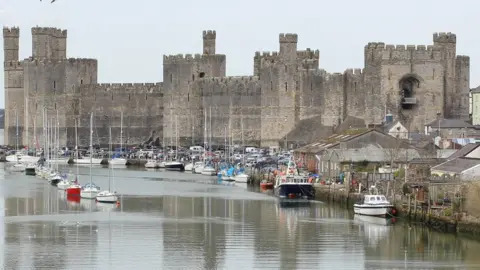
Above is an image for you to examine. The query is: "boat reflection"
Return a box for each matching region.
[275,204,311,238]
[96,202,119,212]
[354,214,395,247]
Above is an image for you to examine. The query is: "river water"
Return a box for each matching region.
[0,163,478,269]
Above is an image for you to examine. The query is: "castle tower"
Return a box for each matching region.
[3,27,24,146]
[162,30,226,147]
[279,33,297,62]
[203,30,216,55]
[433,32,456,118]
[31,27,67,60]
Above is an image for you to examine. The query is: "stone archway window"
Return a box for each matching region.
[399,76,419,110]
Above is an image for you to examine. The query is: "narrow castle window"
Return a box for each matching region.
[128,94,131,101]
[192,74,195,81]
[285,82,287,91]
[354,82,357,91]
[285,65,287,72]
[53,81,56,89]
[80,79,83,85]
[310,82,313,91]
[145,94,148,100]
[170,74,173,82]
[270,81,273,91]
[199,72,205,78]
[187,93,190,102]
[54,103,57,110]
[111,93,113,100]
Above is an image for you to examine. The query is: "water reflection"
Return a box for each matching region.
[0,167,478,269]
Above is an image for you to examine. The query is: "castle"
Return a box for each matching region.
[2,26,470,148]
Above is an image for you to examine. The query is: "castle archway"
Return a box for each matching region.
[399,75,420,110]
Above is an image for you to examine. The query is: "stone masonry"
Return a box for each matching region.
[3,27,470,148]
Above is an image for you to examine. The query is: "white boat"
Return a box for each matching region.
[109,157,127,166]
[96,190,118,203]
[74,157,103,165]
[46,158,69,164]
[96,126,118,204]
[145,159,159,168]
[232,173,249,183]
[184,162,194,171]
[25,163,37,175]
[81,183,100,199]
[201,165,216,176]
[57,179,71,190]
[353,188,394,217]
[193,162,204,174]
[158,161,166,168]
[49,173,63,185]
[80,112,101,200]
[273,157,315,202]
[6,154,39,163]
[10,163,26,172]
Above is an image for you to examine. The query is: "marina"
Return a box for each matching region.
[0,164,476,269]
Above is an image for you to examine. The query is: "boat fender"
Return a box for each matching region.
[391,208,397,215]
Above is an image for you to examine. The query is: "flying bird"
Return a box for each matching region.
[40,0,57,2]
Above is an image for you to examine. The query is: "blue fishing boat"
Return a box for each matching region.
[274,157,315,203]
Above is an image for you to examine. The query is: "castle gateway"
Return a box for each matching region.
[3,27,470,148]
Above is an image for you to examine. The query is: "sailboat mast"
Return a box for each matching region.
[120,111,123,157]
[56,110,59,171]
[89,112,93,184]
[15,110,18,152]
[108,127,112,191]
[203,108,207,161]
[241,112,245,165]
[75,119,79,176]
[175,115,178,160]
[25,98,28,151]
[209,107,212,152]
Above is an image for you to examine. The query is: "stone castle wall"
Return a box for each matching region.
[3,27,471,148]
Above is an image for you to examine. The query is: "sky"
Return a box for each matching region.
[0,0,479,109]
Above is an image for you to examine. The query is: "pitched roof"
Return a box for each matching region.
[446,143,480,160]
[294,128,375,153]
[284,116,333,145]
[471,85,480,93]
[409,158,446,165]
[426,118,474,129]
[431,157,480,174]
[328,144,421,163]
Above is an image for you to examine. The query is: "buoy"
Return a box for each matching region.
[391,208,397,215]
[116,201,120,206]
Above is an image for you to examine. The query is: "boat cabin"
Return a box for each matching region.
[362,195,390,205]
[275,175,310,186]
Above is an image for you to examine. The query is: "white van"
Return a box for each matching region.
[245,147,258,153]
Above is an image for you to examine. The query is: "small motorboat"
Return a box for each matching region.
[201,165,216,176]
[109,157,127,166]
[49,173,63,186]
[165,161,185,171]
[353,189,396,218]
[25,163,36,176]
[96,190,118,204]
[10,162,26,172]
[184,162,194,171]
[74,157,103,165]
[145,159,159,168]
[193,162,204,174]
[66,183,82,195]
[57,179,71,190]
[260,180,274,189]
[273,157,315,203]
[80,183,100,199]
[232,173,249,183]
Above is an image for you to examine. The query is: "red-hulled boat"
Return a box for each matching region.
[66,176,81,195]
[260,180,274,190]
[66,193,81,204]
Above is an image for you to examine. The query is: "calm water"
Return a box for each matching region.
[0,163,478,269]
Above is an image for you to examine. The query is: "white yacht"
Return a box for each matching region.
[354,186,395,217]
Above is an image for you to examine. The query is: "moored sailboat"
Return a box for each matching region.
[96,127,118,204]
[80,112,100,199]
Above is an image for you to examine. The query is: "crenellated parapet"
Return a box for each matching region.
[202,30,216,39]
[22,57,97,67]
[297,48,319,60]
[456,55,470,68]
[4,60,23,69]
[344,68,363,75]
[163,53,225,64]
[279,33,298,43]
[31,27,67,37]
[365,42,442,63]
[433,32,456,43]
[3,27,19,37]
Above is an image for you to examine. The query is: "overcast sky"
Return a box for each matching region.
[0,0,478,109]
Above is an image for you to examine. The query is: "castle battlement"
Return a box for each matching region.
[366,42,443,61]
[23,58,97,66]
[3,27,19,37]
[203,30,216,39]
[97,83,163,88]
[433,32,456,43]
[254,51,278,58]
[456,55,470,67]
[31,27,67,37]
[297,49,319,59]
[344,68,363,75]
[198,76,259,83]
[279,33,298,43]
[163,53,225,63]
[3,60,23,68]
